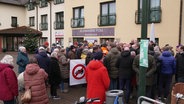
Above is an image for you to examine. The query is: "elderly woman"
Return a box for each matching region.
[24,57,49,104]
[0,55,18,104]
[16,46,29,74]
[58,48,70,93]
[48,52,62,99]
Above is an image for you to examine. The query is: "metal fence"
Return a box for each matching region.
[137,96,165,104]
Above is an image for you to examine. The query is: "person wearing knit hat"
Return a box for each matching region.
[93,51,103,60]
[44,41,49,48]
[68,45,77,59]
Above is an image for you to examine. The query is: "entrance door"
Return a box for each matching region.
[6,37,14,51]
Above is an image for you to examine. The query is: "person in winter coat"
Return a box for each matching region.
[176,46,184,82]
[86,51,110,104]
[58,48,70,93]
[24,57,49,104]
[48,52,62,99]
[68,45,77,59]
[103,43,120,90]
[81,48,89,59]
[85,46,100,65]
[133,51,156,98]
[0,55,18,104]
[16,46,29,74]
[17,72,24,91]
[158,46,176,100]
[35,46,50,74]
[115,47,134,103]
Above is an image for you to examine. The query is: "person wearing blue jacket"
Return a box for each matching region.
[16,46,29,74]
[158,46,176,101]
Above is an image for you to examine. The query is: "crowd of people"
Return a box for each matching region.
[0,39,184,104]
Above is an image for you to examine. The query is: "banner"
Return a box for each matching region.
[139,39,148,67]
[70,59,86,86]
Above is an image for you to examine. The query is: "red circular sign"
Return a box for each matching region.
[72,64,86,79]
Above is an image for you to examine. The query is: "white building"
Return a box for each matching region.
[0,0,184,51]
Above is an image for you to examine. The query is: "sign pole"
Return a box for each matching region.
[138,0,148,97]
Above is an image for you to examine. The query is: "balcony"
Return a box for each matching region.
[29,23,35,27]
[54,0,64,4]
[54,21,64,29]
[98,14,116,26]
[39,1,48,8]
[27,3,35,11]
[71,18,84,28]
[39,23,48,30]
[135,7,162,24]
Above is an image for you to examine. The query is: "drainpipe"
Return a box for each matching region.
[48,1,52,45]
[36,4,38,30]
[179,0,183,45]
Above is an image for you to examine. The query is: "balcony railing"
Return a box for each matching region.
[54,0,64,4]
[71,18,84,28]
[54,21,64,29]
[29,23,35,27]
[98,14,116,26]
[27,3,35,11]
[135,8,161,24]
[39,1,48,8]
[39,23,48,30]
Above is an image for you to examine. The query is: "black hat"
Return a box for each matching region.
[70,45,76,50]
[94,51,103,60]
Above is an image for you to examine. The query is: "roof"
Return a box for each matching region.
[0,0,29,6]
[0,26,42,36]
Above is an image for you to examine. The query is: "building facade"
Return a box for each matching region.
[0,0,184,51]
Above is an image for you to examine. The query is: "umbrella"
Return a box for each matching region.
[150,23,155,43]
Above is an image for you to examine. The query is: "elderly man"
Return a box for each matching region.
[35,46,50,74]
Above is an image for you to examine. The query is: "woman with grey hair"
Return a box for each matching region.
[16,46,29,74]
[0,55,18,104]
[48,52,62,99]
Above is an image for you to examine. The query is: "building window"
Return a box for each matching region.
[39,0,48,8]
[54,12,64,29]
[11,17,18,27]
[135,0,161,24]
[98,2,116,26]
[40,15,48,30]
[54,0,64,5]
[29,17,35,27]
[27,2,35,11]
[71,7,84,28]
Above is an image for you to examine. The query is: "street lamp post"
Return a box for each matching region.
[138,0,148,97]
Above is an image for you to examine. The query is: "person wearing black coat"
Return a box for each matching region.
[176,46,184,82]
[35,47,50,74]
[115,47,134,104]
[48,52,62,99]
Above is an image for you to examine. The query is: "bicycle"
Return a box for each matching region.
[176,93,184,104]
[74,96,100,104]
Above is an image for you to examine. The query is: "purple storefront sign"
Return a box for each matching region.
[72,27,114,36]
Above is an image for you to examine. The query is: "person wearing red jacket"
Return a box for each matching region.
[86,51,110,104]
[0,55,18,104]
